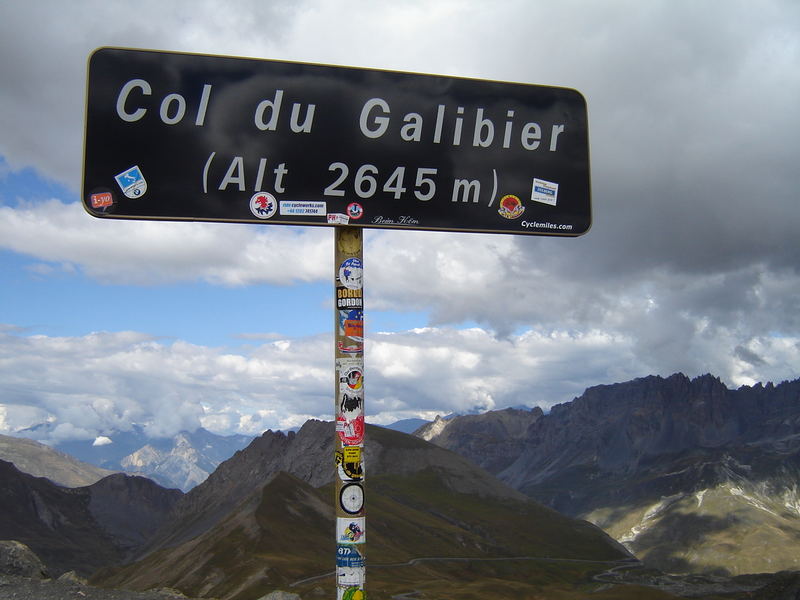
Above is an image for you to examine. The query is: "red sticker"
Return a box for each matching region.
[337,414,364,445]
[90,192,113,209]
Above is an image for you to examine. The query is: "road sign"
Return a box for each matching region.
[83,47,590,236]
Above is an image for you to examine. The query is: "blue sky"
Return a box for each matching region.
[1,0,798,443]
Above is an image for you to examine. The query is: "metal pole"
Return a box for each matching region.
[334,227,365,600]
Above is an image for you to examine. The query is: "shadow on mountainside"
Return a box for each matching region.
[632,511,738,576]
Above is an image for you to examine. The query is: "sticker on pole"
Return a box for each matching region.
[337,414,365,446]
[336,544,365,568]
[337,585,365,600]
[338,517,365,544]
[339,483,365,515]
[338,358,364,392]
[336,448,364,482]
[338,258,363,290]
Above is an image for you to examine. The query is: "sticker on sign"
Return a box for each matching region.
[280,201,327,216]
[531,178,559,206]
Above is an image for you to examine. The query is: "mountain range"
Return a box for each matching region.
[51,426,253,491]
[0,422,642,599]
[94,422,636,599]
[2,372,800,598]
[415,372,800,576]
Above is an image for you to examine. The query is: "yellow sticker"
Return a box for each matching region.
[343,446,361,462]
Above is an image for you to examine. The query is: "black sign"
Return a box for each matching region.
[83,47,591,236]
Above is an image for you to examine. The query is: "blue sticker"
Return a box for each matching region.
[338,258,363,290]
[114,165,147,198]
[336,544,365,568]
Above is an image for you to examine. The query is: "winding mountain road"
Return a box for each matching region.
[289,555,642,590]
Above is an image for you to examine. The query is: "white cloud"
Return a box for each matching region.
[0,0,799,441]
[0,200,330,286]
[1,319,798,442]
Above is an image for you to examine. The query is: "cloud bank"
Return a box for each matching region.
[0,0,798,440]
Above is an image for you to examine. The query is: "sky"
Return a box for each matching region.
[0,0,799,444]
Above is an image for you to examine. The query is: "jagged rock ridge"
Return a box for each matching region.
[415,372,800,576]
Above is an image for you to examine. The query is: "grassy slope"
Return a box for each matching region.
[95,468,648,600]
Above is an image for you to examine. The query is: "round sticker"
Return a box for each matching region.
[498,194,524,219]
[347,202,364,220]
[337,414,365,446]
[339,483,365,514]
[250,192,277,219]
[336,448,364,482]
[338,258,363,290]
[340,366,363,392]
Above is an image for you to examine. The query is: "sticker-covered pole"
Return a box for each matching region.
[333,227,366,600]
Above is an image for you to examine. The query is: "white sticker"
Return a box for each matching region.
[337,517,365,544]
[328,213,350,225]
[531,178,559,206]
[279,201,327,216]
[337,565,365,587]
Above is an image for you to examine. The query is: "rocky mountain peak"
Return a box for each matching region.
[416,372,800,576]
[413,407,544,474]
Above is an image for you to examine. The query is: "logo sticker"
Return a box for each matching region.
[114,166,147,198]
[90,192,114,209]
[250,192,277,219]
[336,448,364,482]
[498,194,524,219]
[338,517,365,544]
[338,359,364,393]
[336,544,365,568]
[336,287,363,310]
[338,258,363,290]
[339,309,364,342]
[347,203,364,220]
[337,340,363,355]
[531,178,559,206]
[337,414,365,446]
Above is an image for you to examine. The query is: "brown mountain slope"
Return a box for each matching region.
[0,459,182,576]
[94,467,632,600]
[138,421,527,557]
[0,459,123,575]
[0,433,116,487]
